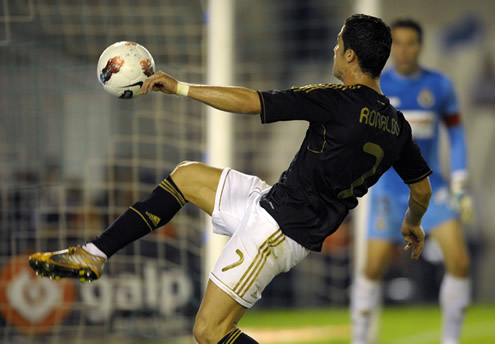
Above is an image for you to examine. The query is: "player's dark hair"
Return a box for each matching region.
[342,14,392,79]
[391,18,423,44]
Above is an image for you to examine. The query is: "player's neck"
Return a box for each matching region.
[343,69,382,94]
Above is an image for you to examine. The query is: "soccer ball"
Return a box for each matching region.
[97,41,155,99]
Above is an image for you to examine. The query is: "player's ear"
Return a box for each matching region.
[345,49,356,63]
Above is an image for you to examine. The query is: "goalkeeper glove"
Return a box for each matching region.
[451,176,474,225]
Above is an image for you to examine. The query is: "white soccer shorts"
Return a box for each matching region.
[209,168,309,308]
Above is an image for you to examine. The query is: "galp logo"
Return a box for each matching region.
[0,254,76,335]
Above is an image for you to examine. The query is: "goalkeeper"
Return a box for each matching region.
[351,19,473,344]
[30,15,432,344]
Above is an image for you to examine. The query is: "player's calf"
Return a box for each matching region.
[90,174,187,258]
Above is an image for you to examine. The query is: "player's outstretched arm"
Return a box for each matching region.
[401,177,432,260]
[141,71,261,114]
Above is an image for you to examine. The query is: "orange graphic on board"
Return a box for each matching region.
[0,254,76,335]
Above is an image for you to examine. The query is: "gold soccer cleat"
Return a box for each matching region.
[28,246,106,283]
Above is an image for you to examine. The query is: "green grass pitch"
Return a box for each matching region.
[237,304,495,343]
[116,304,494,343]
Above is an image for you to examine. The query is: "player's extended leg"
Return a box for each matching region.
[193,280,256,344]
[191,168,308,343]
[351,240,393,344]
[170,161,223,215]
[29,161,222,281]
[429,219,470,344]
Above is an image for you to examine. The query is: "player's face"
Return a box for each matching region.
[332,27,345,81]
[391,27,422,75]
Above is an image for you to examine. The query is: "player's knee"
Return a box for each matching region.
[172,160,197,177]
[170,161,200,186]
[364,260,386,280]
[192,321,207,343]
[448,252,470,278]
[192,317,223,344]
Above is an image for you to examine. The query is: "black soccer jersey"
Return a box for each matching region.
[258,84,432,251]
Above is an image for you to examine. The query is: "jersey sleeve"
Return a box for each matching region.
[447,124,468,174]
[441,76,460,116]
[393,121,433,184]
[258,87,338,124]
[440,77,468,175]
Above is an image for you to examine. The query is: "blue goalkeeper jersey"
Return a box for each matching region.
[374,67,467,193]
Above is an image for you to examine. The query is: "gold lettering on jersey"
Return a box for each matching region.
[293,83,362,93]
[359,107,399,136]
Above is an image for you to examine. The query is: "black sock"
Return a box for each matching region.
[218,329,258,344]
[90,176,187,258]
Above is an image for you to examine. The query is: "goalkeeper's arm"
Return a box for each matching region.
[141,70,261,114]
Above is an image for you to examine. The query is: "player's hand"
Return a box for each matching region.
[141,71,178,95]
[401,221,425,260]
[451,178,474,225]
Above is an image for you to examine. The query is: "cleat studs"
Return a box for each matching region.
[80,278,86,284]
[55,276,60,280]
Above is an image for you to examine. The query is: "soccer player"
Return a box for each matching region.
[29,15,432,344]
[351,19,472,344]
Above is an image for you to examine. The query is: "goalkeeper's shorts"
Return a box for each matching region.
[209,168,309,308]
[367,185,458,243]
